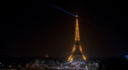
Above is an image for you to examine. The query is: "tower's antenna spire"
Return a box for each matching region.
[75,12,78,18]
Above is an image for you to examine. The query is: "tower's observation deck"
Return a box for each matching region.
[67,16,86,62]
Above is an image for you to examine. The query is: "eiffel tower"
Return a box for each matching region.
[67,15,86,62]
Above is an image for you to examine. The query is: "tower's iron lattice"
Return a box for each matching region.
[67,16,86,62]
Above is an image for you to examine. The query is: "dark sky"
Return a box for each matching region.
[0,0,128,59]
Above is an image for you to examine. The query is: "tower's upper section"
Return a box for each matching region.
[75,16,80,41]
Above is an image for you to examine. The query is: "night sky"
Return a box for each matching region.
[0,0,128,59]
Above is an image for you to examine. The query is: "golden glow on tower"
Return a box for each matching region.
[75,17,80,41]
[67,16,87,62]
[72,45,76,53]
[67,55,73,61]
[79,45,83,53]
[82,54,87,61]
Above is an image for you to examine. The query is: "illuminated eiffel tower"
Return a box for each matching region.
[67,15,87,62]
